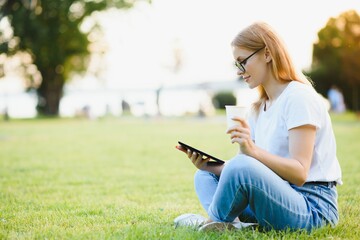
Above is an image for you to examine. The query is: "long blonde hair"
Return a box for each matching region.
[231,22,312,113]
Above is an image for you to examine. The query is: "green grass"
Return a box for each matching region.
[0,113,359,239]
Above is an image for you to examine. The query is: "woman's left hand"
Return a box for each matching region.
[226,117,256,156]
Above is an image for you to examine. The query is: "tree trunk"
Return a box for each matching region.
[37,69,65,116]
[354,86,359,113]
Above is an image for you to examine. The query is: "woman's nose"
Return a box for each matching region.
[237,69,245,76]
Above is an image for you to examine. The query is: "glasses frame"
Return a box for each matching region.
[235,47,265,73]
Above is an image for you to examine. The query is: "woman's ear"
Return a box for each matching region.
[264,47,272,63]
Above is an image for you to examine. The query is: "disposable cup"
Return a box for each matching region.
[225,105,248,129]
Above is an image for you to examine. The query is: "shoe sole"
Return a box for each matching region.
[174,213,207,229]
[198,222,235,231]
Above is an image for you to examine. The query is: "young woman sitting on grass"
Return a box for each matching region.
[175,21,342,232]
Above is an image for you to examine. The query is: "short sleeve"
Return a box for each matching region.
[283,88,323,130]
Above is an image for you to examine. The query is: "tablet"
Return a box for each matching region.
[178,141,225,164]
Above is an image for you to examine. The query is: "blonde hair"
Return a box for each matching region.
[231,22,312,113]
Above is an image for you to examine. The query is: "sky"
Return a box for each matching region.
[88,0,360,90]
[1,0,359,117]
[1,0,360,93]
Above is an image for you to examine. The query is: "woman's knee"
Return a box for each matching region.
[194,169,218,185]
[222,155,259,178]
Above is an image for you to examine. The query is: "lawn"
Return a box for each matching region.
[0,113,359,239]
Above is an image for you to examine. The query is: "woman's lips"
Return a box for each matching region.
[243,75,250,82]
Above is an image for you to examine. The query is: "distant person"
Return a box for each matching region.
[155,86,162,116]
[328,85,346,113]
[174,22,342,232]
[3,107,9,121]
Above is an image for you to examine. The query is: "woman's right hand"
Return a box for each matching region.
[175,145,209,170]
[186,149,210,170]
[176,145,225,175]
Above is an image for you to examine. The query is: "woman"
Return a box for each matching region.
[175,22,342,232]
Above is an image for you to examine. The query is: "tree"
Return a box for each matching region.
[212,92,236,109]
[308,10,360,111]
[0,0,148,115]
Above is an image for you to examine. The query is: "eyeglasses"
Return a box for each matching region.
[234,47,265,73]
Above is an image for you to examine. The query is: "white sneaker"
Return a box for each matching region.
[198,222,235,231]
[199,221,258,232]
[231,221,258,229]
[174,213,207,229]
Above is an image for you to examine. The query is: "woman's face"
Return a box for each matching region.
[232,46,268,89]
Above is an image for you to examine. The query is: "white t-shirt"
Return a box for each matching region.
[249,81,342,184]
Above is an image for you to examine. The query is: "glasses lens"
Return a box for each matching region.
[235,61,245,72]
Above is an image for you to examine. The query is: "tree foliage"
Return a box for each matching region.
[0,0,147,115]
[212,91,236,109]
[308,10,360,111]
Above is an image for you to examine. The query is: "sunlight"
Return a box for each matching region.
[94,0,360,89]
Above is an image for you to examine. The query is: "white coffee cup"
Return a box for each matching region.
[225,105,248,129]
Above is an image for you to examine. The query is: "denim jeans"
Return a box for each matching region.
[194,155,339,231]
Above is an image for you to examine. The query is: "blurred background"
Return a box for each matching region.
[0,0,359,119]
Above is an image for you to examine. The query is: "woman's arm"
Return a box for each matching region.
[228,118,316,186]
[251,125,315,186]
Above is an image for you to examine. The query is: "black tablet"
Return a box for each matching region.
[178,141,225,164]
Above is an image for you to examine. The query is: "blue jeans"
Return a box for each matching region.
[194,155,339,231]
